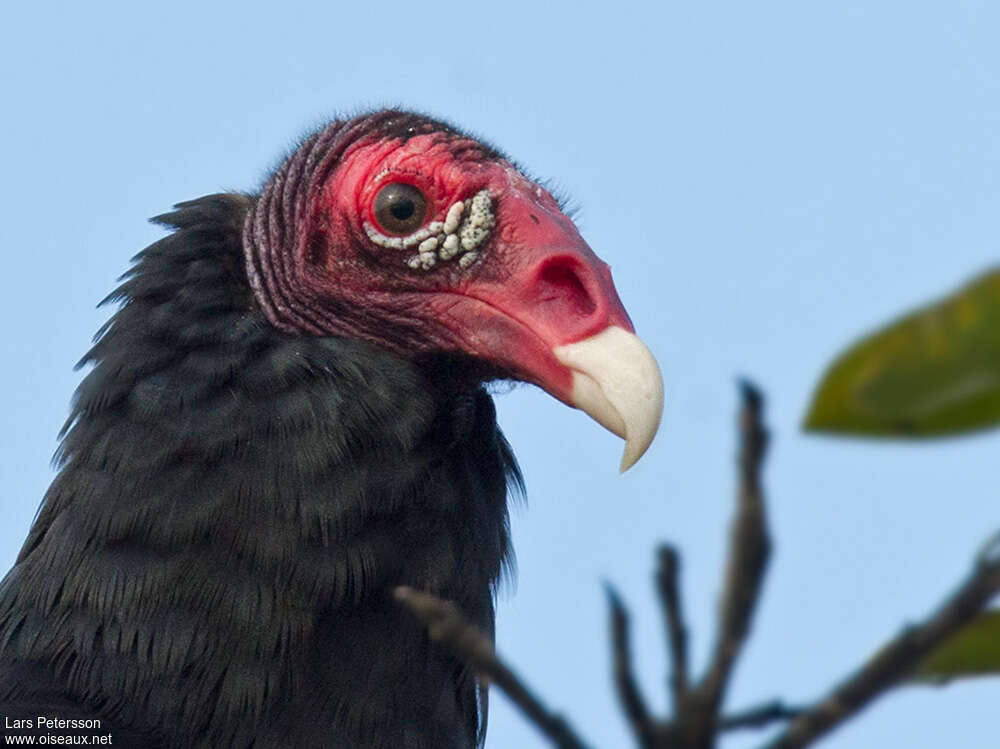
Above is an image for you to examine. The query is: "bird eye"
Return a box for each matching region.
[373,183,428,235]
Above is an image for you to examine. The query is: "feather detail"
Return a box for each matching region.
[0,194,517,749]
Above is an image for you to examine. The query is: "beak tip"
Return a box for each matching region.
[619,451,634,474]
[555,326,664,473]
[618,406,662,473]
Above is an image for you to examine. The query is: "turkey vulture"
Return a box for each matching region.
[0,110,662,748]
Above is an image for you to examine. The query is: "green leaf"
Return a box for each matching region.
[916,610,1000,682]
[804,267,1000,437]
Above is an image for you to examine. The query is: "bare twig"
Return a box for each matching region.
[394,586,592,749]
[718,700,803,731]
[762,533,1000,749]
[606,585,657,745]
[683,381,772,746]
[656,544,690,714]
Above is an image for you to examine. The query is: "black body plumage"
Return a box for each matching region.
[0,194,521,747]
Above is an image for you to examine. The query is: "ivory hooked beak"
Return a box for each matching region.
[553,326,664,472]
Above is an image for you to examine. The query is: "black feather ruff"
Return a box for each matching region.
[0,193,521,748]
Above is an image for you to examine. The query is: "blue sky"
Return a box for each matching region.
[2,1,999,747]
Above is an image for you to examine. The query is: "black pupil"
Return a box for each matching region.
[390,199,415,221]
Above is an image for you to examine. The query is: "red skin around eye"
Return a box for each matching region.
[332,135,493,234]
[317,133,634,406]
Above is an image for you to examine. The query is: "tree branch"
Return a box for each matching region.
[394,586,593,749]
[684,381,772,745]
[657,544,690,714]
[606,584,657,745]
[761,533,1000,749]
[717,700,803,731]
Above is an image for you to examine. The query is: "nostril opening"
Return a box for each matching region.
[537,259,597,318]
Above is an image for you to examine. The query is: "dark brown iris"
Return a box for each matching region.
[373,183,427,235]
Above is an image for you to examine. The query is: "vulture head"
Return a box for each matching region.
[244,110,663,469]
[0,108,664,749]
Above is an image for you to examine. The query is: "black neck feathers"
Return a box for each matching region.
[0,194,519,748]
